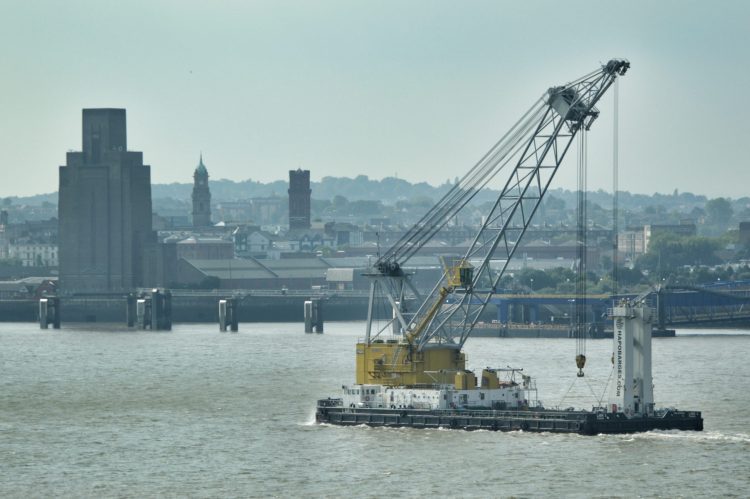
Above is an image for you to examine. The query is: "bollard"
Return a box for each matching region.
[304,300,313,333]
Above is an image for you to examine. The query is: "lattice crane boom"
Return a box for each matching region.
[365,60,629,356]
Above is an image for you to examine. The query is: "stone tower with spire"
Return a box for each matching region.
[192,154,211,227]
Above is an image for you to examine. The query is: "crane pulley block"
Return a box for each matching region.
[548,87,592,123]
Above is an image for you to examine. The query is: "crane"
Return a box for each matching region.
[356,60,629,387]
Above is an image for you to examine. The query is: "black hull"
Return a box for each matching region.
[316,401,703,435]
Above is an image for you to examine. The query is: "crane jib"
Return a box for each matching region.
[364,60,629,378]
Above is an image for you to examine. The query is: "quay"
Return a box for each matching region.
[0,290,384,324]
[2,284,750,332]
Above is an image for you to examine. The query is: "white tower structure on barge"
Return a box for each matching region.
[610,300,654,416]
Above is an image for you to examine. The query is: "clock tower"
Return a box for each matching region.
[192,154,211,227]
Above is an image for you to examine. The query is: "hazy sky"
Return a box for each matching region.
[1,0,748,198]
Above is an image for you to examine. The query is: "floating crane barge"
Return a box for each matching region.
[316,60,703,435]
[317,405,702,435]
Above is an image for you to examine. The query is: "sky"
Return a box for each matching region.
[1,0,748,198]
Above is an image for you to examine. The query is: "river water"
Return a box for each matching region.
[1,322,748,497]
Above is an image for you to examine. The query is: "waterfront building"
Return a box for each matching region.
[58,109,155,293]
[176,236,234,260]
[8,243,58,267]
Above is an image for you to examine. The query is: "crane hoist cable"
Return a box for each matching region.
[575,126,588,377]
[612,77,620,299]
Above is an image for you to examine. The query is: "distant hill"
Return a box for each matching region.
[150,175,455,203]
[3,176,738,214]
[150,176,716,214]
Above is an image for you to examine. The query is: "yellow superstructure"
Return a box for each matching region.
[356,259,475,387]
[355,342,466,386]
[454,370,477,390]
[480,369,501,389]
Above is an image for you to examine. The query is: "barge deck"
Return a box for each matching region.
[316,400,703,435]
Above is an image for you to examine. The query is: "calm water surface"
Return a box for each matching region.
[1,322,749,497]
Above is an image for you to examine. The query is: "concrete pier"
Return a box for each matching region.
[39,296,60,329]
[126,293,136,327]
[219,298,239,332]
[312,298,324,333]
[135,289,172,330]
[1,292,408,324]
[304,300,313,333]
[151,289,172,331]
[136,297,149,329]
[304,299,324,333]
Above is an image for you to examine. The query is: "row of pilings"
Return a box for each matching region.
[38,290,325,333]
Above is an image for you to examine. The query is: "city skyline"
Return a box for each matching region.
[1,1,748,198]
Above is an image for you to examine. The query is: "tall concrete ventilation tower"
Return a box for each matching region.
[192,154,211,227]
[288,168,311,231]
[58,108,155,293]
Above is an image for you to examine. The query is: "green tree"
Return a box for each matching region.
[516,268,556,291]
[616,267,645,286]
[349,200,382,216]
[546,267,577,284]
[412,196,434,209]
[706,197,733,228]
[544,195,566,211]
[332,195,349,210]
[637,233,721,274]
